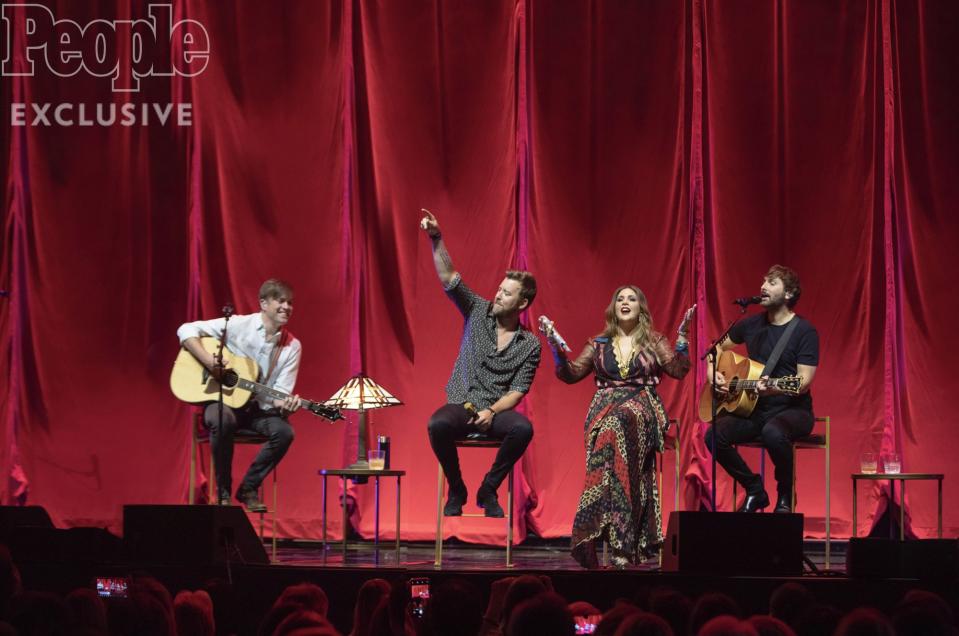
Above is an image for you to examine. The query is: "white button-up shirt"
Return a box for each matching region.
[177,313,302,410]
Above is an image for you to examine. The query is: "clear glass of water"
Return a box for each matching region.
[883,453,901,474]
[860,452,878,474]
[367,450,386,470]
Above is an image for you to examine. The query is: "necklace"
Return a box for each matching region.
[614,337,636,379]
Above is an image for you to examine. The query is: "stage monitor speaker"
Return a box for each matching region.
[848,538,958,580]
[0,506,53,542]
[123,505,268,566]
[662,511,803,576]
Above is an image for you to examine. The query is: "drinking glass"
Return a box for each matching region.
[860,452,877,474]
[883,452,901,474]
[367,450,386,470]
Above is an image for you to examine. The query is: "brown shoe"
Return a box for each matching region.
[235,486,267,513]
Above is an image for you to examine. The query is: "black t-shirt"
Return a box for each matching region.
[727,313,819,416]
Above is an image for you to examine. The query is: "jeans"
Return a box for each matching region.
[203,402,294,496]
[427,403,533,494]
[704,407,813,497]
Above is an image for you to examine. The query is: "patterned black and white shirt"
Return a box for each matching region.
[443,274,541,410]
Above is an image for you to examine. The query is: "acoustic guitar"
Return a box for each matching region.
[170,337,343,421]
[698,349,802,422]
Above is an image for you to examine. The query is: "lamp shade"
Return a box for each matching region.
[324,374,402,411]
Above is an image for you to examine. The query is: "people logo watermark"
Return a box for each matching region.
[2,4,209,127]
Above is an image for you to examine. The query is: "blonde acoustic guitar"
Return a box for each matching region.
[698,349,802,422]
[170,337,343,421]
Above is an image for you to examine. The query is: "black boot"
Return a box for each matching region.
[443,480,467,516]
[774,493,793,513]
[738,490,770,513]
[476,483,505,518]
[235,485,267,513]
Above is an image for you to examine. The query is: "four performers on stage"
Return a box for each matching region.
[175,230,817,568]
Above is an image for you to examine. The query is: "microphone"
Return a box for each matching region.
[538,315,571,352]
[222,303,235,318]
[732,295,762,308]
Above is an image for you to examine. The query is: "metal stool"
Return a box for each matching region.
[189,409,279,562]
[732,415,831,567]
[434,436,514,568]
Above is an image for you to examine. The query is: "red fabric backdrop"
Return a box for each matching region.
[2,0,957,543]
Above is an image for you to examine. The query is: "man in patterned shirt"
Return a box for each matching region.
[419,210,541,518]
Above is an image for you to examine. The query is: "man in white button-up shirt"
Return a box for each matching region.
[177,279,302,511]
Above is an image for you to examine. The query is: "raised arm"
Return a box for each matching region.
[420,209,458,287]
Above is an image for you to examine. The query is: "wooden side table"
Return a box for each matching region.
[319,468,405,564]
[852,473,943,540]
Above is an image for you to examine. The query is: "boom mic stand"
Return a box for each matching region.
[701,304,748,512]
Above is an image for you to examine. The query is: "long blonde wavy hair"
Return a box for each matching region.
[601,285,655,350]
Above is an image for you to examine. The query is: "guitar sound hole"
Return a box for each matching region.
[222,370,239,388]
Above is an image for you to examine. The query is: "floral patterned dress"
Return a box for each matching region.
[554,333,690,568]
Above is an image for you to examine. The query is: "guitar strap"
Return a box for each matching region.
[263,329,288,386]
[760,316,800,378]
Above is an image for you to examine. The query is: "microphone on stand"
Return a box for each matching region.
[732,295,762,309]
[221,302,235,318]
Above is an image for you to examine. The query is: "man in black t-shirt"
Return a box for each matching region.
[705,265,820,513]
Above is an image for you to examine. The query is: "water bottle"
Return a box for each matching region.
[377,435,391,469]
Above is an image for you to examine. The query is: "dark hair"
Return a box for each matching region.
[273,582,329,617]
[505,270,537,307]
[690,592,741,635]
[834,607,894,636]
[427,578,483,636]
[259,278,294,301]
[765,265,801,308]
[769,582,813,627]
[506,593,574,636]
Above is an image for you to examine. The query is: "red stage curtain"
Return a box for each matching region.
[2,0,957,543]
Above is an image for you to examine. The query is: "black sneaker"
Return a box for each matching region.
[476,486,505,518]
[216,489,232,506]
[443,481,467,516]
[235,486,267,513]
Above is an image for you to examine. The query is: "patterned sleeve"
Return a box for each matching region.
[651,333,691,380]
[444,274,488,318]
[555,341,596,384]
[509,340,541,394]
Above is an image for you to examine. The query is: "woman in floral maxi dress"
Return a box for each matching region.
[545,286,694,568]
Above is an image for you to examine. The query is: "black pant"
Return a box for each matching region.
[704,407,813,497]
[427,403,533,494]
[204,402,295,496]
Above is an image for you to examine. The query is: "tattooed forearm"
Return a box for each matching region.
[432,238,457,284]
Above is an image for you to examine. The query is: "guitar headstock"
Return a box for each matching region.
[775,376,803,395]
[308,403,345,421]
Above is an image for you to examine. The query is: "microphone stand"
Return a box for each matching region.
[701,304,747,512]
[214,303,234,502]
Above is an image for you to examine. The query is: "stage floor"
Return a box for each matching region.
[272,538,843,573]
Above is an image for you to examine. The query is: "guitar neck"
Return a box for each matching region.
[235,378,319,409]
[730,378,792,391]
